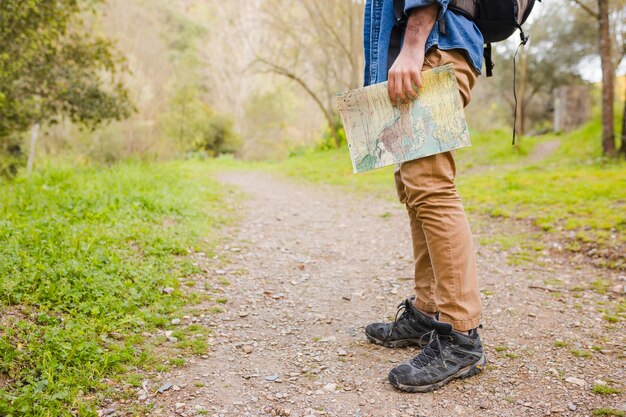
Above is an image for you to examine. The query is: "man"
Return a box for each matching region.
[363,0,486,392]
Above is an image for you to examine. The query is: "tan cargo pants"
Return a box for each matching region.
[394,48,481,331]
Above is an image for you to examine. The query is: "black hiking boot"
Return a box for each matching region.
[365,297,436,348]
[388,321,486,392]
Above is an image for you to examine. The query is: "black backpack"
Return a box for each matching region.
[390,0,540,76]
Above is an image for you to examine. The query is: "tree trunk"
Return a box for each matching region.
[598,0,615,156]
[325,109,343,148]
[26,123,40,176]
[619,89,626,158]
[620,80,626,157]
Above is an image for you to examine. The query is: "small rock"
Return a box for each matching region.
[567,403,577,411]
[171,318,181,325]
[479,402,490,410]
[172,385,181,391]
[528,313,537,318]
[611,284,625,294]
[215,269,226,275]
[337,349,348,356]
[162,287,174,294]
[138,394,147,401]
[242,345,254,354]
[164,330,173,337]
[239,311,249,318]
[323,383,337,392]
[175,402,185,409]
[265,375,279,382]
[593,379,607,386]
[565,377,585,387]
[157,382,172,393]
[101,409,115,416]
[320,336,337,343]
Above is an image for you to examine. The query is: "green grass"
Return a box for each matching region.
[592,408,625,417]
[592,279,611,294]
[593,384,622,395]
[0,161,229,416]
[257,119,626,267]
[570,349,592,358]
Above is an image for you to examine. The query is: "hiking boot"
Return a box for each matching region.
[388,321,486,392]
[365,297,436,348]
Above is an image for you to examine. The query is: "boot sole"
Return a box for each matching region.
[389,354,487,393]
[365,332,428,348]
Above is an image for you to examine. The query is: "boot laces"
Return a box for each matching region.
[383,299,413,343]
[411,330,453,369]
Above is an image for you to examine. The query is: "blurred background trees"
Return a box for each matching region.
[0,0,624,175]
[0,0,133,175]
[568,0,626,155]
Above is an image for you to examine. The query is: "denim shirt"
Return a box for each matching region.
[363,0,483,86]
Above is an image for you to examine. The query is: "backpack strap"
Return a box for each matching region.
[483,44,494,77]
[388,0,407,72]
[448,0,477,20]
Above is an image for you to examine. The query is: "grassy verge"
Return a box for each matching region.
[257,120,626,268]
[0,161,229,415]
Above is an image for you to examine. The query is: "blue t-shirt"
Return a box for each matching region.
[363,0,483,86]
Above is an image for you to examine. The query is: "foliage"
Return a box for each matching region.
[592,408,626,417]
[0,161,228,415]
[195,114,240,157]
[592,383,623,395]
[484,2,590,133]
[162,85,240,157]
[255,0,364,146]
[239,87,308,160]
[0,0,133,142]
[0,135,23,178]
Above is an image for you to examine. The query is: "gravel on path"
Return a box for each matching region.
[142,171,625,417]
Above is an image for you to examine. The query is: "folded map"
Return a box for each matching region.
[336,64,470,173]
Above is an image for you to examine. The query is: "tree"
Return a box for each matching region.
[0,0,133,173]
[487,3,589,136]
[570,0,626,156]
[253,0,364,147]
[621,79,626,156]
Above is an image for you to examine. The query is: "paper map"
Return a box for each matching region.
[336,64,470,173]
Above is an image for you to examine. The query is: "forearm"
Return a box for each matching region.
[387,3,439,103]
[403,4,438,51]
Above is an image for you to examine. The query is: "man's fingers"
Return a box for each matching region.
[410,70,423,91]
[411,70,423,89]
[404,71,418,100]
[388,73,396,105]
[389,65,423,105]
[395,73,407,104]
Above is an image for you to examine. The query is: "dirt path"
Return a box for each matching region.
[147,171,624,417]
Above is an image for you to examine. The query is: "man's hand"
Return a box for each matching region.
[388,3,439,105]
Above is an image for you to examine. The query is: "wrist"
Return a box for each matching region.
[404,3,438,46]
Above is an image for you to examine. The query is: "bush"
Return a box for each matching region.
[0,134,24,178]
[195,114,240,157]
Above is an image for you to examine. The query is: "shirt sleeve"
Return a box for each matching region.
[404,0,448,21]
